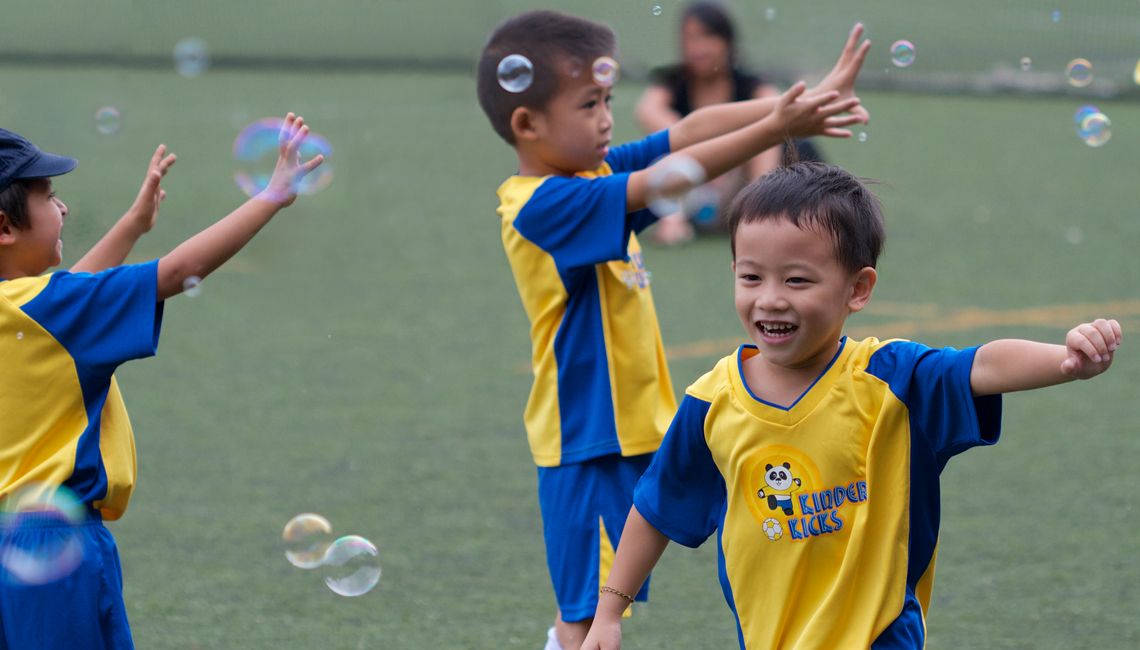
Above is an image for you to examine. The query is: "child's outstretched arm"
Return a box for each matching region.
[580,506,671,650]
[666,23,871,152]
[626,83,858,212]
[155,113,322,301]
[970,318,1122,396]
[71,145,176,274]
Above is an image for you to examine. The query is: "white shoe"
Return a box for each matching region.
[543,626,563,650]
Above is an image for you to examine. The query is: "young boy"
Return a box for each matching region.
[581,162,1123,650]
[477,10,870,649]
[0,114,322,648]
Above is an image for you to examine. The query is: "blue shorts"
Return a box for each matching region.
[0,512,133,650]
[537,453,653,622]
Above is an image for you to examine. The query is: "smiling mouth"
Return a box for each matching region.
[758,322,798,341]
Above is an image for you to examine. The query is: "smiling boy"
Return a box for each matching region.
[0,116,322,649]
[478,10,870,650]
[581,162,1122,650]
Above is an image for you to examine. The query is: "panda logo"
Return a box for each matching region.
[756,462,801,516]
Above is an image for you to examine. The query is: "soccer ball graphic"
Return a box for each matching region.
[762,518,783,541]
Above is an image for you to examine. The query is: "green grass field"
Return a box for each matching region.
[2,10,1140,648]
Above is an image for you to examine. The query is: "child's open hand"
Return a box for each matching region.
[1062,318,1122,379]
[258,113,325,207]
[772,82,864,139]
[809,24,871,124]
[126,144,176,234]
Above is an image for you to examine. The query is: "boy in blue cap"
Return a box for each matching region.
[0,114,322,649]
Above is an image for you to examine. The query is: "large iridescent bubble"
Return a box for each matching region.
[233,118,333,198]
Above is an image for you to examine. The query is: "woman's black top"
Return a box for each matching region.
[652,65,762,117]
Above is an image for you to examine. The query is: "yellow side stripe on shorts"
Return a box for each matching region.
[598,516,632,618]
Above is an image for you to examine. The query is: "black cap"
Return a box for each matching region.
[0,128,78,194]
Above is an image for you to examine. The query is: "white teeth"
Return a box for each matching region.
[760,323,796,334]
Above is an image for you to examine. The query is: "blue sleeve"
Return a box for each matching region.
[604,130,672,173]
[22,260,164,379]
[634,395,725,548]
[866,341,1002,467]
[514,174,634,269]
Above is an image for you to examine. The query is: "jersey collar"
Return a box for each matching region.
[730,336,850,425]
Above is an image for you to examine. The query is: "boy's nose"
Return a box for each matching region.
[55,198,68,218]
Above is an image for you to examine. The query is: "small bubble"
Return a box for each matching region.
[890,40,915,67]
[283,514,334,569]
[497,54,534,93]
[233,118,334,198]
[173,37,210,78]
[1020,57,1031,71]
[15,332,22,340]
[1065,226,1083,244]
[646,155,705,218]
[183,276,202,297]
[95,107,120,135]
[858,131,867,142]
[1079,112,1111,147]
[1066,58,1092,87]
[765,7,776,21]
[324,535,381,597]
[592,57,619,87]
[1052,10,1061,22]
[652,5,662,16]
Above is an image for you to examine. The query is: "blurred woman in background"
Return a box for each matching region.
[635,0,822,244]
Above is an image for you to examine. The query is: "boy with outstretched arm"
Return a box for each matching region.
[0,114,322,649]
[581,163,1122,650]
[477,10,870,649]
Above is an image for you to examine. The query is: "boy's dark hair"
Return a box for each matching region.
[477,10,617,145]
[681,1,739,70]
[726,161,885,273]
[0,178,47,231]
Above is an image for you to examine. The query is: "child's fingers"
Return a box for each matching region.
[278,113,297,149]
[848,39,872,73]
[1061,357,1078,375]
[158,189,167,202]
[821,128,853,138]
[157,153,177,175]
[779,82,808,108]
[851,104,871,125]
[1076,323,1110,362]
[817,97,862,117]
[299,154,325,174]
[1091,318,1119,351]
[1109,318,1123,345]
[287,123,309,154]
[839,24,864,63]
[149,145,166,169]
[802,90,842,112]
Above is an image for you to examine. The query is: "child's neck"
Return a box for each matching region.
[742,337,843,409]
[516,147,583,178]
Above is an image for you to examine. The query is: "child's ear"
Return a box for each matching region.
[510,106,541,142]
[0,211,16,245]
[847,266,877,313]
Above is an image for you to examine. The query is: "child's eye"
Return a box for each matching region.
[787,277,809,285]
[740,274,761,282]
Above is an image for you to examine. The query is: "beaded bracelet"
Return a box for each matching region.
[600,585,636,603]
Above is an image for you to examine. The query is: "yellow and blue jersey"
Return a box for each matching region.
[635,337,1002,649]
[0,261,163,520]
[498,131,677,467]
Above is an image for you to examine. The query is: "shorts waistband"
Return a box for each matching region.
[1,509,103,529]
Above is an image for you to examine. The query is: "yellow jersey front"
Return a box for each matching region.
[0,262,162,520]
[635,337,1002,649]
[498,131,676,467]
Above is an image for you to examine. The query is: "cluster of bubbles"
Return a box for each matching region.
[496,54,620,93]
[890,40,915,68]
[1073,105,1111,147]
[173,38,210,78]
[1066,58,1092,88]
[283,514,381,597]
[95,107,121,135]
[233,118,334,198]
[0,483,87,586]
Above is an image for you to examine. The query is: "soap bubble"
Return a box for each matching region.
[1079,112,1111,147]
[1073,105,1099,129]
[646,155,705,218]
[1065,226,1083,244]
[182,276,202,297]
[173,37,210,78]
[1052,10,1061,22]
[1133,58,1140,85]
[765,8,776,21]
[283,513,334,569]
[95,107,120,135]
[652,5,662,16]
[233,118,334,198]
[1020,57,1032,71]
[592,57,619,87]
[1066,59,1092,87]
[0,483,87,586]
[15,332,22,340]
[497,54,534,93]
[858,131,867,142]
[684,186,720,226]
[323,535,381,597]
[890,40,915,67]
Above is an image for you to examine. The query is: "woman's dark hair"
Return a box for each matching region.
[0,178,46,230]
[681,1,739,70]
[726,161,885,273]
[477,10,617,146]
